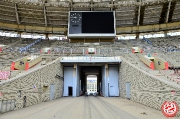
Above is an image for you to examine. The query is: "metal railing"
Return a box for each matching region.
[61,56,120,61]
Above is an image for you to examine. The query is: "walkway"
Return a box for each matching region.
[1,96,177,119]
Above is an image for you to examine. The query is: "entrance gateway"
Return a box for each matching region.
[61,56,121,97]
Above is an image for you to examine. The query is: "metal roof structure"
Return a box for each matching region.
[0,0,180,34]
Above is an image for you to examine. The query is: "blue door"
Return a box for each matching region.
[109,66,119,96]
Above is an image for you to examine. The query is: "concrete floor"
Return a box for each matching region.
[0,96,178,119]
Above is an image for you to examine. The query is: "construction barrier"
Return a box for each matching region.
[10,55,42,71]
[154,58,169,70]
[0,47,2,52]
[140,55,154,70]
[140,55,169,70]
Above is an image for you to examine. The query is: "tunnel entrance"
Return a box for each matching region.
[80,66,101,96]
[63,64,120,97]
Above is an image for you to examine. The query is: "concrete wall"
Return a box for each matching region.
[119,58,180,117]
[0,58,63,112]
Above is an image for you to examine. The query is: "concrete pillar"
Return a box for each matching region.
[17,32,22,37]
[135,33,139,39]
[105,64,108,77]
[105,64,109,97]
[164,31,168,37]
[73,64,77,97]
[97,74,99,93]
[64,31,67,36]
[45,33,49,40]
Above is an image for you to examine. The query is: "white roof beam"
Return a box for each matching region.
[137,5,141,26]
[15,3,20,24]
[165,1,171,23]
[44,5,47,26]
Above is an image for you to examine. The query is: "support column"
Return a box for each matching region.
[15,3,20,25]
[164,31,168,37]
[90,0,93,11]
[45,33,49,40]
[17,32,22,37]
[165,1,171,23]
[110,0,113,11]
[137,5,141,26]
[73,64,77,97]
[97,74,99,93]
[105,64,109,97]
[70,0,73,11]
[136,33,139,39]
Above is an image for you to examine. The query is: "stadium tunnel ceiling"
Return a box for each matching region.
[0,0,180,34]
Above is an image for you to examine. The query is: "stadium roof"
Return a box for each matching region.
[0,0,180,34]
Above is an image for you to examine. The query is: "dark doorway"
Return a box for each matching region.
[68,87,73,96]
[80,66,102,96]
